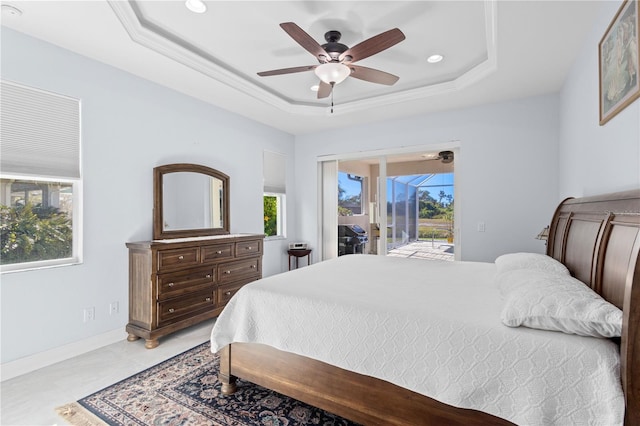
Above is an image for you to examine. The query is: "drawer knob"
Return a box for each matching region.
[216,250,222,254]
[168,282,174,287]
[205,297,211,302]
[247,246,252,250]
[224,270,231,275]
[168,308,175,313]
[225,291,232,296]
[250,265,256,269]
[206,274,211,278]
[178,255,184,260]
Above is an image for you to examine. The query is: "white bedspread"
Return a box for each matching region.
[210,255,624,425]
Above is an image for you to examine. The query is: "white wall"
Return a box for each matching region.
[295,94,560,264]
[559,1,640,197]
[0,28,295,365]
[5,0,639,373]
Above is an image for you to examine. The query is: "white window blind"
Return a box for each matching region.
[1,80,81,179]
[263,150,286,193]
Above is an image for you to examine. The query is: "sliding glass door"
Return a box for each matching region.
[318,147,458,262]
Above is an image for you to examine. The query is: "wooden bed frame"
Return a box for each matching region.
[218,189,640,425]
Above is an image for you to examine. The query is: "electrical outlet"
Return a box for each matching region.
[109,301,119,315]
[477,222,486,232]
[83,307,95,322]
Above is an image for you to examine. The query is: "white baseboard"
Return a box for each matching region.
[1,328,126,382]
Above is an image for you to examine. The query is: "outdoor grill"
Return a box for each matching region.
[338,224,368,256]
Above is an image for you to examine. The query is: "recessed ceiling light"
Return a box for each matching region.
[427,54,444,64]
[1,4,23,17]
[185,0,206,13]
[310,85,319,92]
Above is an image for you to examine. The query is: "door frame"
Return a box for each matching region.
[317,142,461,261]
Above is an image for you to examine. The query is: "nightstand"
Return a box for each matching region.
[287,249,312,271]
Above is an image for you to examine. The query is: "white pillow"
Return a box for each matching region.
[497,269,622,338]
[495,252,570,275]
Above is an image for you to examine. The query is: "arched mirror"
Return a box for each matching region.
[153,163,230,240]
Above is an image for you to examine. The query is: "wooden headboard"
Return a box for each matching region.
[546,189,640,424]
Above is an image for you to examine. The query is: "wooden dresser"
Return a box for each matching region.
[126,233,263,348]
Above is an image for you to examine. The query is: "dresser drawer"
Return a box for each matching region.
[157,290,215,327]
[217,278,260,306]
[157,266,215,300]
[157,247,199,271]
[201,243,234,263]
[218,258,260,284]
[217,282,244,306]
[235,239,262,258]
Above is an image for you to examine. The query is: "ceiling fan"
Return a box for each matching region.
[258,22,406,99]
[423,151,455,164]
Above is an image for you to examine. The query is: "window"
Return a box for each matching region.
[338,172,364,215]
[1,80,82,272]
[263,193,285,238]
[263,151,286,238]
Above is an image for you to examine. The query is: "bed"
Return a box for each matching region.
[210,190,640,425]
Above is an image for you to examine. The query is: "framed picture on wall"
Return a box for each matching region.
[599,0,639,125]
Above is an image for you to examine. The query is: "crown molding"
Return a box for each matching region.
[108,0,498,116]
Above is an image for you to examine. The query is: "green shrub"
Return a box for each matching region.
[263,196,277,237]
[0,203,72,265]
[338,206,353,216]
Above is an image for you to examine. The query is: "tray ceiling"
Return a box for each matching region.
[1,1,602,135]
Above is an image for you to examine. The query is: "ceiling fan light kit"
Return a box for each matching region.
[314,63,351,85]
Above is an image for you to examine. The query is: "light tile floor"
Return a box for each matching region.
[387,241,454,261]
[1,319,215,426]
[2,246,450,426]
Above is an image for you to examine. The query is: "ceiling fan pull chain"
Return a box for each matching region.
[331,82,335,114]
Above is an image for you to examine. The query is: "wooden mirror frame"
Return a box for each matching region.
[153,163,230,240]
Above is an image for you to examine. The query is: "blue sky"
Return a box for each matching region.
[416,173,454,201]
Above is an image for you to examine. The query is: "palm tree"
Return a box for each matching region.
[338,184,346,200]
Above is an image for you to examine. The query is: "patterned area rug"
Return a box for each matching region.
[56,342,359,426]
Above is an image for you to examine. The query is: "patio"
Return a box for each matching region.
[387,240,454,261]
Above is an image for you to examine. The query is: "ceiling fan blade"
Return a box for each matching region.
[349,65,399,85]
[339,28,405,63]
[317,81,332,99]
[280,22,328,62]
[257,65,317,77]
